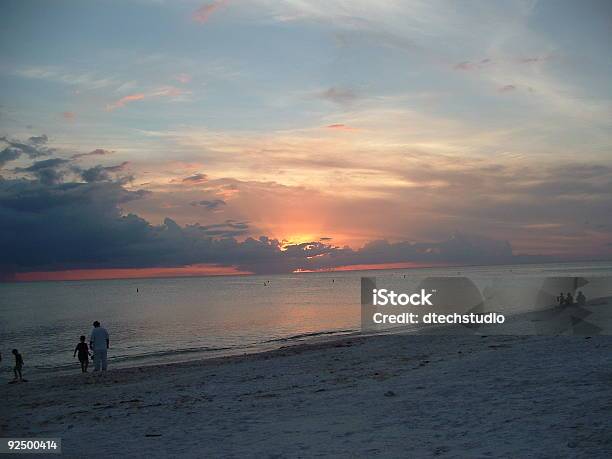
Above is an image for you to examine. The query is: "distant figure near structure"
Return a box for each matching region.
[565,292,574,306]
[90,321,110,372]
[576,291,586,306]
[557,292,565,306]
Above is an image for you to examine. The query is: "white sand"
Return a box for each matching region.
[3,331,611,458]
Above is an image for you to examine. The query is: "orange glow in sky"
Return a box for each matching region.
[294,262,441,273]
[11,264,251,282]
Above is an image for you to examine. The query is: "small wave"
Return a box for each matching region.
[106,345,247,364]
[262,329,356,344]
[30,344,247,373]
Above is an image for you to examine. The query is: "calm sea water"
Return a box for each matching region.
[1,262,612,377]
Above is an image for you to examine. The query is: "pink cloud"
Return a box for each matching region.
[327,124,357,131]
[62,111,75,120]
[106,93,146,111]
[106,86,188,111]
[192,0,228,24]
[175,73,192,84]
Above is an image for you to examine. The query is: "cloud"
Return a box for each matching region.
[18,158,69,171]
[106,86,189,111]
[318,87,359,105]
[12,65,120,91]
[0,134,54,167]
[454,56,549,71]
[2,133,611,277]
[106,93,146,110]
[2,135,129,186]
[454,61,476,71]
[175,73,192,84]
[150,86,185,98]
[0,139,545,277]
[0,148,21,167]
[0,168,529,276]
[498,84,517,93]
[28,135,48,145]
[182,173,208,184]
[192,0,229,24]
[15,158,71,185]
[80,162,130,183]
[517,56,551,64]
[195,219,248,237]
[327,124,357,131]
[72,148,115,159]
[453,58,496,71]
[190,198,226,210]
[62,111,75,120]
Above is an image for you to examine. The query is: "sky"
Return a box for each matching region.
[1,0,611,280]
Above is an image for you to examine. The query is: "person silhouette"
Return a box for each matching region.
[90,321,110,372]
[12,349,24,382]
[73,335,91,373]
[557,292,565,306]
[576,291,586,306]
[565,292,574,306]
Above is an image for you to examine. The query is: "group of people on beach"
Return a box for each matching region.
[4,320,110,382]
[72,321,110,374]
[557,290,587,307]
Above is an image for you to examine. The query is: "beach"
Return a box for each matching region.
[3,332,611,458]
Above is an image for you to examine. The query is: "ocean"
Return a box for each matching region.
[1,261,612,377]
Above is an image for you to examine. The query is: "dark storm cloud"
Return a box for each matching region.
[17,158,69,171]
[0,135,567,278]
[0,148,21,167]
[190,199,226,210]
[0,134,54,167]
[80,161,130,183]
[193,220,249,237]
[28,135,49,145]
[297,234,518,272]
[15,158,71,185]
[0,169,527,277]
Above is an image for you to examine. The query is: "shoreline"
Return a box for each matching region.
[4,330,612,457]
[10,327,363,381]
